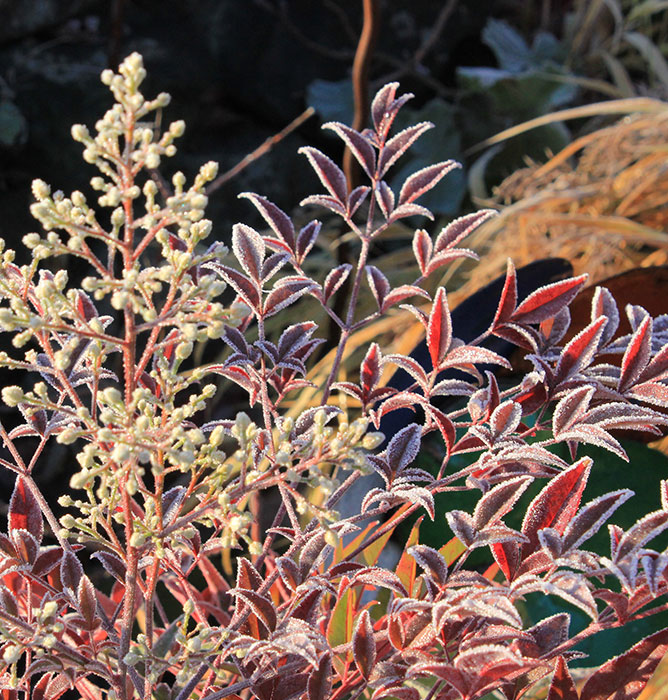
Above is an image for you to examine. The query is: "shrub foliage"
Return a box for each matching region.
[0,53,668,700]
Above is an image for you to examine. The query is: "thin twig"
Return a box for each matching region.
[206,107,315,195]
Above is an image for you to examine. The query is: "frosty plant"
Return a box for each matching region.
[2,53,668,700]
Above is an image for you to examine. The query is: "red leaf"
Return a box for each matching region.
[77,575,98,629]
[521,457,592,555]
[491,260,517,328]
[580,628,668,700]
[398,161,460,205]
[547,656,579,700]
[555,316,607,382]
[492,541,521,581]
[299,146,348,204]
[427,287,452,369]
[361,343,382,399]
[352,609,376,680]
[9,478,43,544]
[511,274,588,325]
[619,315,652,392]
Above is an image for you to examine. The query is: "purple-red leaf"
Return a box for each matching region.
[239,193,296,251]
[562,490,633,552]
[512,274,588,325]
[232,223,265,281]
[434,209,496,253]
[375,180,395,219]
[412,228,432,275]
[203,262,260,311]
[381,285,429,313]
[386,423,422,473]
[473,476,533,531]
[522,457,592,555]
[592,286,620,346]
[264,277,317,317]
[398,161,460,205]
[60,550,83,592]
[352,609,376,680]
[366,265,390,309]
[580,628,668,700]
[371,82,413,139]
[9,477,43,544]
[323,264,352,303]
[379,122,433,177]
[427,287,452,369]
[324,122,376,177]
[299,146,348,204]
[619,315,652,392]
[307,654,332,700]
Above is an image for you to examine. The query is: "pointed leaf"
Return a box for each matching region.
[434,209,496,252]
[299,146,347,204]
[619,315,652,392]
[352,609,376,680]
[239,193,296,251]
[580,628,668,700]
[323,264,351,303]
[522,457,592,555]
[511,274,588,325]
[427,287,452,369]
[386,423,421,473]
[379,122,433,177]
[547,656,579,700]
[398,161,460,205]
[9,477,43,544]
[324,122,376,177]
[232,224,265,281]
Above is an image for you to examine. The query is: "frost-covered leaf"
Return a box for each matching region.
[352,609,376,680]
[511,274,587,325]
[434,209,496,253]
[398,161,460,205]
[323,264,351,302]
[386,423,422,473]
[264,277,318,317]
[9,477,43,544]
[324,122,376,177]
[379,122,433,177]
[427,287,451,369]
[580,628,668,700]
[473,476,533,531]
[239,193,296,251]
[366,265,390,309]
[522,458,591,555]
[232,224,265,281]
[299,146,348,204]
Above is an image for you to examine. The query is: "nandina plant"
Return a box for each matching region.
[1,53,668,700]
